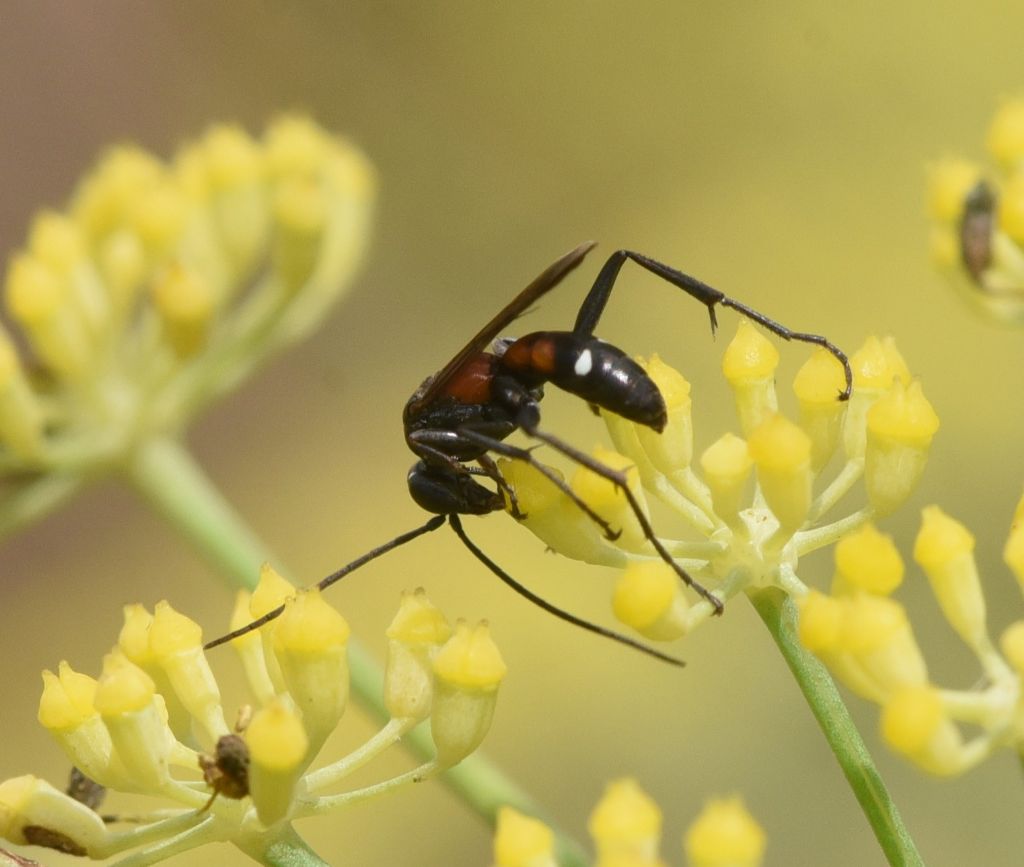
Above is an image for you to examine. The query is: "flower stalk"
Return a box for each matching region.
[748,588,923,867]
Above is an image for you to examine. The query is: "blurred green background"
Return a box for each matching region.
[2,3,1023,865]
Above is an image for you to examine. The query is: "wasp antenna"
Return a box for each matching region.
[315,514,447,593]
[203,515,447,651]
[448,515,685,667]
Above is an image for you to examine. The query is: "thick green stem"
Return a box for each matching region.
[748,587,923,867]
[127,437,589,867]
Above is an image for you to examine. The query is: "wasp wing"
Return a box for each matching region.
[405,240,597,416]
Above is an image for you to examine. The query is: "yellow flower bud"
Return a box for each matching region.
[385,589,452,722]
[0,333,43,458]
[273,176,328,291]
[802,593,928,703]
[94,651,172,790]
[832,524,904,596]
[987,98,1024,168]
[792,348,848,471]
[38,666,127,789]
[842,336,910,459]
[251,563,296,619]
[913,506,987,652]
[96,227,147,310]
[588,779,661,861]
[228,590,277,706]
[838,594,929,702]
[881,686,966,776]
[722,321,779,435]
[493,807,557,867]
[72,145,165,239]
[926,157,984,222]
[851,336,911,392]
[151,262,216,357]
[38,665,95,732]
[118,604,194,742]
[572,446,650,553]
[1007,516,1024,597]
[246,699,309,825]
[272,589,350,756]
[266,115,334,179]
[684,797,765,867]
[202,124,264,190]
[633,354,693,474]
[150,601,228,742]
[864,380,939,515]
[797,591,844,654]
[431,621,506,766]
[118,604,155,664]
[131,180,191,256]
[29,211,87,273]
[613,561,689,641]
[699,433,752,526]
[0,775,108,856]
[5,253,91,378]
[746,414,812,533]
[499,458,628,567]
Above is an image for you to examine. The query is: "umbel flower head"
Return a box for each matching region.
[927,95,1024,323]
[500,322,938,644]
[0,117,374,533]
[799,497,1024,776]
[0,572,506,862]
[493,779,765,867]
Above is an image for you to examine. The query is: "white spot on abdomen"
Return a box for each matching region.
[574,349,593,377]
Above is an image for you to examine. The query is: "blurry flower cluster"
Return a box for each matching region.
[927,96,1024,323]
[799,498,1024,775]
[0,117,373,531]
[0,569,505,863]
[501,322,938,644]
[493,779,764,867]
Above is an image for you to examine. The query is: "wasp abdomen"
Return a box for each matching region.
[500,331,667,431]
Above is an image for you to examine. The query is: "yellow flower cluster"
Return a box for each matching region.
[927,97,1024,323]
[493,779,765,867]
[800,497,1024,775]
[0,118,373,510]
[500,323,937,644]
[0,572,505,861]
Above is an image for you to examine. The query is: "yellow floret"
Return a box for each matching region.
[684,797,766,867]
[925,157,983,222]
[833,524,904,596]
[386,588,453,645]
[433,621,507,691]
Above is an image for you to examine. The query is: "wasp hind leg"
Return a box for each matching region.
[575,249,852,400]
[526,425,724,615]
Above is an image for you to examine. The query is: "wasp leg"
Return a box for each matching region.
[449,515,684,666]
[575,250,852,400]
[527,425,724,615]
[454,426,622,541]
[476,453,527,519]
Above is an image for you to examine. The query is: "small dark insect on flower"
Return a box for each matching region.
[200,734,251,807]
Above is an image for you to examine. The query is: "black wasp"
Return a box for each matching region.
[208,243,852,664]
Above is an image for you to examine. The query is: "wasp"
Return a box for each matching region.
[207,243,851,664]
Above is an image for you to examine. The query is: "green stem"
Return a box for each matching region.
[239,824,329,867]
[748,587,923,867]
[127,436,589,867]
